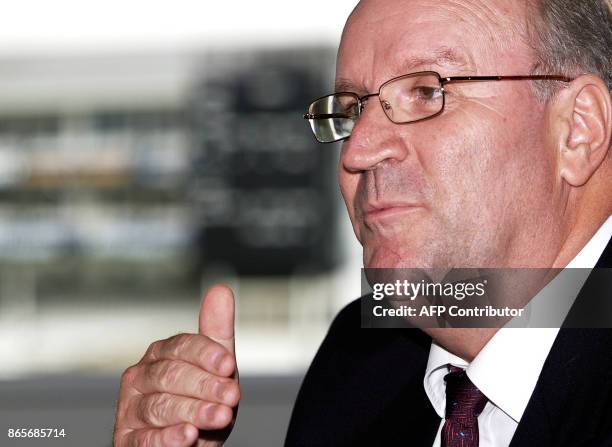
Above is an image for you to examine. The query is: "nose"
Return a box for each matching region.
[340,99,408,173]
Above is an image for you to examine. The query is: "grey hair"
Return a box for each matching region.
[528,0,612,101]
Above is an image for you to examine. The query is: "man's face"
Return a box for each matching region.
[337,0,561,269]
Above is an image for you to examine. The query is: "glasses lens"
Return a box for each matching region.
[307,93,359,143]
[379,73,443,123]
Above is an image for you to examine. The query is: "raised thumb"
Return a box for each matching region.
[199,284,235,354]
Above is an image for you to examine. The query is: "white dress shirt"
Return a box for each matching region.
[424,215,612,447]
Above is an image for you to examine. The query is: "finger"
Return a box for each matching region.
[199,285,235,354]
[146,334,235,378]
[122,423,198,447]
[135,360,240,407]
[132,393,234,431]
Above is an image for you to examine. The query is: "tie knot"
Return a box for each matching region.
[444,367,488,420]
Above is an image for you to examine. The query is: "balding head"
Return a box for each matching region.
[335,0,611,269]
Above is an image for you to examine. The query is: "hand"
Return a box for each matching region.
[113,285,240,447]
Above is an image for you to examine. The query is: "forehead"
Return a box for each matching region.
[337,0,533,90]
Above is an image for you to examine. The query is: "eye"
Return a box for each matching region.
[335,96,359,117]
[340,104,358,118]
[349,102,361,116]
[413,86,443,102]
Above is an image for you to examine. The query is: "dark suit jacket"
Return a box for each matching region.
[285,238,612,446]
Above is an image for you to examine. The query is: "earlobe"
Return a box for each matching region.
[556,75,612,187]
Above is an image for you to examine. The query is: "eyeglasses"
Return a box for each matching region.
[303,71,573,143]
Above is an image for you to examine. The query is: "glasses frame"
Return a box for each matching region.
[303,70,574,143]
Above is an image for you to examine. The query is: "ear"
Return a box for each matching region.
[552,74,611,187]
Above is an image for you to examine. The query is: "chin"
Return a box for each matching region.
[363,244,429,269]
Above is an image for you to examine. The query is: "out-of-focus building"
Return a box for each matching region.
[0,3,362,444]
[0,48,362,379]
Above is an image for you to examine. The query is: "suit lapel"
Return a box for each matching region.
[509,329,612,446]
[510,237,612,446]
[563,236,612,327]
[286,299,440,447]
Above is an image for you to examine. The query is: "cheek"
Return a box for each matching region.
[399,123,477,211]
[422,112,552,226]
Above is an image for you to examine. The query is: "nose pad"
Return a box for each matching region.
[379,99,394,121]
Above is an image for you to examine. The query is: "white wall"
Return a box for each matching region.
[0,0,358,55]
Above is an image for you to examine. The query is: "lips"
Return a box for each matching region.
[362,202,423,221]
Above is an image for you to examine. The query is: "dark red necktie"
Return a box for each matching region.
[441,366,488,447]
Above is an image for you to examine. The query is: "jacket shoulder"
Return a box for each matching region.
[285,297,434,446]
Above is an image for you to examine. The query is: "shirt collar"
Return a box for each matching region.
[423,215,612,422]
[467,327,559,421]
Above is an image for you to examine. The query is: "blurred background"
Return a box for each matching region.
[0,1,362,445]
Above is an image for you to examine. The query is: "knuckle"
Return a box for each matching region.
[196,375,215,398]
[135,430,155,447]
[152,360,183,390]
[142,394,172,427]
[121,365,139,387]
[144,340,162,361]
[169,333,192,358]
[197,342,217,366]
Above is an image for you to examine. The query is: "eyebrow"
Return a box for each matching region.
[335,47,472,93]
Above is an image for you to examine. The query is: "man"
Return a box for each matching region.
[113,0,612,445]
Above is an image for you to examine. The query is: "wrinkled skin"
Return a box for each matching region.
[337,0,564,271]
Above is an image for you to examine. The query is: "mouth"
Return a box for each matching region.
[362,202,423,223]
